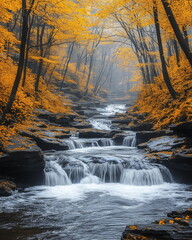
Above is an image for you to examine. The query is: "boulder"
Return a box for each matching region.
[170,121,192,136]
[0,180,16,197]
[105,130,122,138]
[19,131,69,151]
[136,130,166,145]
[112,134,127,145]
[69,122,92,129]
[147,136,185,152]
[112,118,132,124]
[167,151,192,183]
[79,130,108,138]
[129,122,154,131]
[122,209,192,240]
[34,109,76,127]
[0,136,45,184]
[55,134,71,139]
[33,137,69,151]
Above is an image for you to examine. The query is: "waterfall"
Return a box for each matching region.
[120,168,165,185]
[64,161,89,183]
[45,161,71,186]
[123,135,136,147]
[89,163,124,183]
[89,119,112,130]
[99,139,113,146]
[61,138,113,149]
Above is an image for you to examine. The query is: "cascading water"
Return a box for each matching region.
[44,149,173,186]
[45,161,71,186]
[89,118,112,130]
[62,138,113,150]
[123,135,136,147]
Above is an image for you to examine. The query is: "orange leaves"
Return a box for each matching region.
[134,56,192,129]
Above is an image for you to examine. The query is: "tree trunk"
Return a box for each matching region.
[161,0,192,66]
[153,0,177,99]
[0,0,29,123]
[60,42,74,91]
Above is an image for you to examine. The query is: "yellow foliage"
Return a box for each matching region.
[132,56,192,129]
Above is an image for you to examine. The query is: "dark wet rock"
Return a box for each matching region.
[81,110,98,118]
[34,109,76,127]
[167,151,192,183]
[79,130,108,138]
[55,134,71,139]
[136,130,166,145]
[112,134,127,145]
[69,121,92,129]
[0,180,16,197]
[169,151,192,171]
[33,137,69,151]
[147,136,185,152]
[129,122,154,131]
[105,130,122,138]
[0,136,45,184]
[19,131,69,151]
[50,129,70,134]
[122,209,192,240]
[119,125,132,131]
[112,118,132,124]
[137,143,148,149]
[170,121,192,136]
[167,209,192,219]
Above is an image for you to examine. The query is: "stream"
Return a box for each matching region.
[0,104,191,240]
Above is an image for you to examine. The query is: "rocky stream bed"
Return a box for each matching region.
[0,102,192,239]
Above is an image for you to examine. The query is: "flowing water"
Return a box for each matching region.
[0,104,191,240]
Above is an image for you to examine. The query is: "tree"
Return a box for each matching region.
[161,0,192,66]
[0,0,34,123]
[153,0,177,99]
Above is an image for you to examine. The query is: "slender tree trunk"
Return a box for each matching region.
[60,42,74,91]
[173,39,180,66]
[153,0,177,99]
[35,23,45,93]
[0,0,29,123]
[161,0,192,66]
[22,14,35,87]
[85,52,94,95]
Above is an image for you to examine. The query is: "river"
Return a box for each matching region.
[0,104,191,240]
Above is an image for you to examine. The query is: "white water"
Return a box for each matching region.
[123,135,136,147]
[89,119,112,130]
[62,137,113,150]
[96,104,127,116]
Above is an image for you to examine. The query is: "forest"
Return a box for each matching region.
[0,0,192,240]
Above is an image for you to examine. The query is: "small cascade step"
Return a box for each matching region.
[123,135,136,147]
[89,118,112,130]
[44,155,173,186]
[61,138,113,150]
